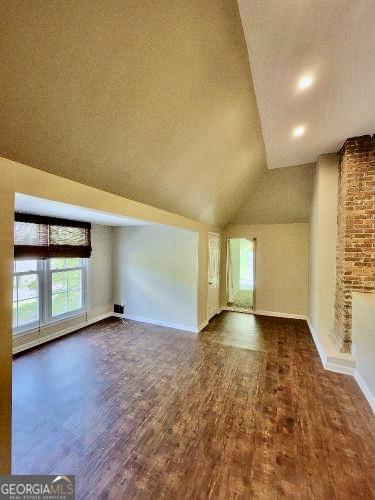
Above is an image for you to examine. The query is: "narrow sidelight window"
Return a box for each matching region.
[13,259,41,331]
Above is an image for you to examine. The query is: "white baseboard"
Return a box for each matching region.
[254,310,308,320]
[207,306,223,322]
[113,312,126,319]
[244,310,356,375]
[354,370,375,413]
[13,312,113,354]
[124,314,198,333]
[306,318,356,375]
[324,360,356,376]
[306,318,375,413]
[306,318,329,368]
[198,319,209,332]
[108,311,209,334]
[221,306,307,320]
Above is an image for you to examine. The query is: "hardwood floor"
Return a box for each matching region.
[12,312,374,499]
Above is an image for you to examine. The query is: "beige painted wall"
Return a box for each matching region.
[0,156,216,322]
[0,184,13,474]
[308,154,338,340]
[309,165,320,332]
[12,224,114,351]
[0,0,267,227]
[223,224,310,316]
[113,226,199,329]
[231,165,314,224]
[89,225,114,315]
[0,156,217,473]
[352,292,375,402]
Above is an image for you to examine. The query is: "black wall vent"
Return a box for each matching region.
[114,304,124,315]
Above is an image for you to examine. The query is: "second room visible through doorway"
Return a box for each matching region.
[226,238,255,312]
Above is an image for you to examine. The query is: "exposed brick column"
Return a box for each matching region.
[333,135,375,353]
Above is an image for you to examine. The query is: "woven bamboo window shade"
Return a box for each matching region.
[14,213,92,259]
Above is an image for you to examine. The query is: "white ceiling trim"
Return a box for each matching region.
[15,193,150,226]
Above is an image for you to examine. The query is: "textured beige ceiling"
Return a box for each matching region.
[0,0,267,227]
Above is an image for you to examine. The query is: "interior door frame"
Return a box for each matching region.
[225,236,256,314]
[252,238,257,312]
[207,232,221,320]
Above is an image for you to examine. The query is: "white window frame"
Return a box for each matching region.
[12,258,88,336]
[46,258,87,323]
[13,260,43,335]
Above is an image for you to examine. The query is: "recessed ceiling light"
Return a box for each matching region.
[293,125,305,138]
[297,75,313,90]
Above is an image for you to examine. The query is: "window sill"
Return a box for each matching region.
[12,309,90,337]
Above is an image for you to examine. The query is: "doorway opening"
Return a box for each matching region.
[226,238,255,312]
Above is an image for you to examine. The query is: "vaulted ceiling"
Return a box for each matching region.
[231,164,314,225]
[238,0,375,169]
[1,1,374,228]
[0,0,266,227]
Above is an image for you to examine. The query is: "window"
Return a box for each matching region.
[49,258,84,319]
[13,260,41,330]
[12,258,87,334]
[13,213,91,334]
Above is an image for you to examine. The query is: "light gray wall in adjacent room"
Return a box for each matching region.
[89,224,114,315]
[112,225,199,329]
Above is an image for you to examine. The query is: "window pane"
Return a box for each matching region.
[68,290,82,312]
[52,293,67,317]
[13,302,17,328]
[50,258,66,270]
[66,258,80,268]
[17,298,38,326]
[18,274,38,300]
[52,271,67,293]
[13,277,17,301]
[15,259,38,273]
[67,270,81,291]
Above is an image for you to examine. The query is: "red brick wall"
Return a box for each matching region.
[333,135,375,353]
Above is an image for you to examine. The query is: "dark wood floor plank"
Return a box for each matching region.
[12,312,374,499]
